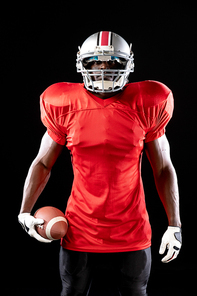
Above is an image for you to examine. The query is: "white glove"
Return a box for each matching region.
[18,213,52,243]
[159,226,182,263]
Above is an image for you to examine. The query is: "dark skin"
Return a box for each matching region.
[19,61,181,230]
[88,60,124,99]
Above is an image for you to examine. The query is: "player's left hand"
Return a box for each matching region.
[159,226,182,263]
[18,213,52,243]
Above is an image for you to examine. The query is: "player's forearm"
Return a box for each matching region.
[154,165,181,227]
[19,161,51,214]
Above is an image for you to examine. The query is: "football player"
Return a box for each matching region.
[18,31,182,296]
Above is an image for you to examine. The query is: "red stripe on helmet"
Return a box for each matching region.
[100,31,110,46]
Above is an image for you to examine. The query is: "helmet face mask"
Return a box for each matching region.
[76,31,134,93]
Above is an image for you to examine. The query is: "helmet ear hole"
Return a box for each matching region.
[76,31,134,93]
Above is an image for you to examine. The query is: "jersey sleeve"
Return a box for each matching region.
[40,85,67,145]
[144,86,174,143]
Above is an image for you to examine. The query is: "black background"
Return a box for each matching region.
[2,1,196,295]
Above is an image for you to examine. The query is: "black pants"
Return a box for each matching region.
[59,247,151,296]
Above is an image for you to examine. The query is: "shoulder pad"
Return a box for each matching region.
[139,80,172,107]
[40,82,83,106]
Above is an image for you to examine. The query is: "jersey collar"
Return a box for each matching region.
[84,87,122,107]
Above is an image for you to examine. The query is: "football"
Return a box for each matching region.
[34,206,68,240]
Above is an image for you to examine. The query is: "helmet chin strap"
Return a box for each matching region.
[87,77,125,93]
[93,80,114,90]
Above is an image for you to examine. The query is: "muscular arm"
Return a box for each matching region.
[145,134,181,227]
[19,132,64,214]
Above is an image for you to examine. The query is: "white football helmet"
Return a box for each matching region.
[76,31,134,93]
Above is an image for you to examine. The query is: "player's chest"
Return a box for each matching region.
[65,108,145,150]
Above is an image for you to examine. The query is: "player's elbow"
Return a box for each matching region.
[31,157,52,173]
[38,159,53,172]
[154,163,177,185]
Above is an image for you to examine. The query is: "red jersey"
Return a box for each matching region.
[40,81,174,252]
